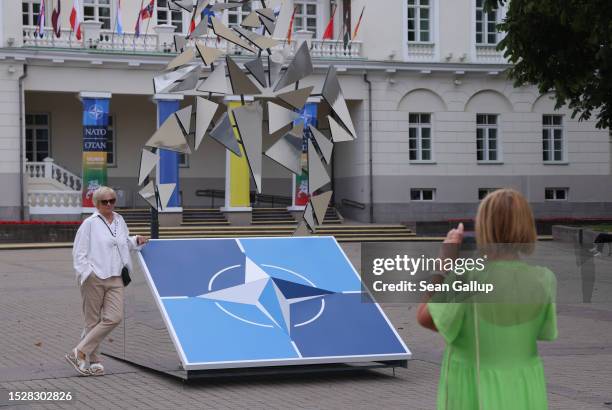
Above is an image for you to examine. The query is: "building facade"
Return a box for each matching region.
[0,0,610,222]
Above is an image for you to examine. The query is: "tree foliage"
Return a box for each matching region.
[485,0,612,129]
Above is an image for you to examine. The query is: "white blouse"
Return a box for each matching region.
[72,211,143,285]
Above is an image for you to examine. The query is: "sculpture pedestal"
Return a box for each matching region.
[221,207,252,226]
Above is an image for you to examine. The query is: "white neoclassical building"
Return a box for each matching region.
[0,0,610,222]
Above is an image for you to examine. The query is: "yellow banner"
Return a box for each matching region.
[228,101,250,208]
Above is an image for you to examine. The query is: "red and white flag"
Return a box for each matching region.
[70,0,82,40]
[322,4,336,40]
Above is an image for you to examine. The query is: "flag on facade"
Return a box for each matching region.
[35,0,46,38]
[189,15,197,35]
[51,0,61,38]
[70,0,82,40]
[135,0,154,38]
[352,6,365,40]
[342,9,350,49]
[116,0,124,34]
[202,5,215,25]
[286,6,297,43]
[322,4,336,40]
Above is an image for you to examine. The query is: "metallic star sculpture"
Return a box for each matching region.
[138,0,356,233]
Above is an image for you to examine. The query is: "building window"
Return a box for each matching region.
[476,114,499,162]
[408,113,432,161]
[545,188,568,201]
[410,188,435,201]
[83,0,111,30]
[478,187,499,200]
[542,115,564,162]
[25,114,50,162]
[106,115,116,166]
[475,0,499,44]
[294,1,317,37]
[22,1,41,26]
[157,0,183,32]
[407,0,431,42]
[227,1,254,29]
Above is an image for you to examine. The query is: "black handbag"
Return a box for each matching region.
[98,215,132,287]
[121,266,132,287]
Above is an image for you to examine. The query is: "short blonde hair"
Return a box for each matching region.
[93,186,116,206]
[476,188,537,252]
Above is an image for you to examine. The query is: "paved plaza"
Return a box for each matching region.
[0,245,611,409]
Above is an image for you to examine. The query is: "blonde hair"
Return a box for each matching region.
[93,186,116,206]
[475,188,537,252]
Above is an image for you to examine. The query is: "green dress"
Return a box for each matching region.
[428,260,558,410]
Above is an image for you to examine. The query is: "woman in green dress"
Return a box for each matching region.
[417,189,558,410]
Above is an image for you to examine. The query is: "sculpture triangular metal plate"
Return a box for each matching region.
[241,11,262,28]
[175,105,192,135]
[158,183,177,210]
[234,26,279,50]
[244,58,267,88]
[145,114,191,154]
[328,115,354,142]
[293,220,311,236]
[303,202,316,231]
[189,17,209,38]
[195,41,223,66]
[259,14,276,35]
[194,0,208,15]
[166,47,195,71]
[138,149,159,186]
[174,34,187,52]
[322,65,358,138]
[232,102,264,193]
[311,191,333,225]
[308,139,330,193]
[211,17,254,53]
[154,64,197,94]
[197,64,228,94]
[268,55,283,88]
[268,102,300,134]
[264,133,302,175]
[171,0,193,12]
[226,56,261,95]
[138,180,159,209]
[277,86,313,110]
[274,42,313,91]
[195,97,218,150]
[169,67,201,93]
[286,123,304,150]
[209,112,241,156]
[309,125,333,163]
[255,8,276,22]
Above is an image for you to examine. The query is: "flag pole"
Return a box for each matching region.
[111,0,118,48]
[143,1,153,51]
[133,0,144,51]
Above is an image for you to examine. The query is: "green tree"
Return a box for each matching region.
[485,0,612,129]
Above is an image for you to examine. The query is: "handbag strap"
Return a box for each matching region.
[97,215,126,266]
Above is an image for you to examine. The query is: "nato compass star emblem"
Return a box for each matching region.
[199,257,334,334]
[88,104,104,121]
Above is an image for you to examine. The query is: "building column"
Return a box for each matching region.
[0,62,24,220]
[221,96,253,226]
[79,91,112,214]
[154,94,183,226]
[288,100,320,219]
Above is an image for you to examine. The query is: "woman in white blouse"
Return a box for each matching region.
[66,186,148,376]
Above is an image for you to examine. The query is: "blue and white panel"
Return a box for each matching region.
[139,237,411,370]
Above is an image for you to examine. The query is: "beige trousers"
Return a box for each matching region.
[76,274,124,362]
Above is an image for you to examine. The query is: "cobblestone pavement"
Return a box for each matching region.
[0,246,611,409]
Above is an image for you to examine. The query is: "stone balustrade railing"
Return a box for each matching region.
[28,190,82,215]
[26,158,82,191]
[22,25,363,59]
